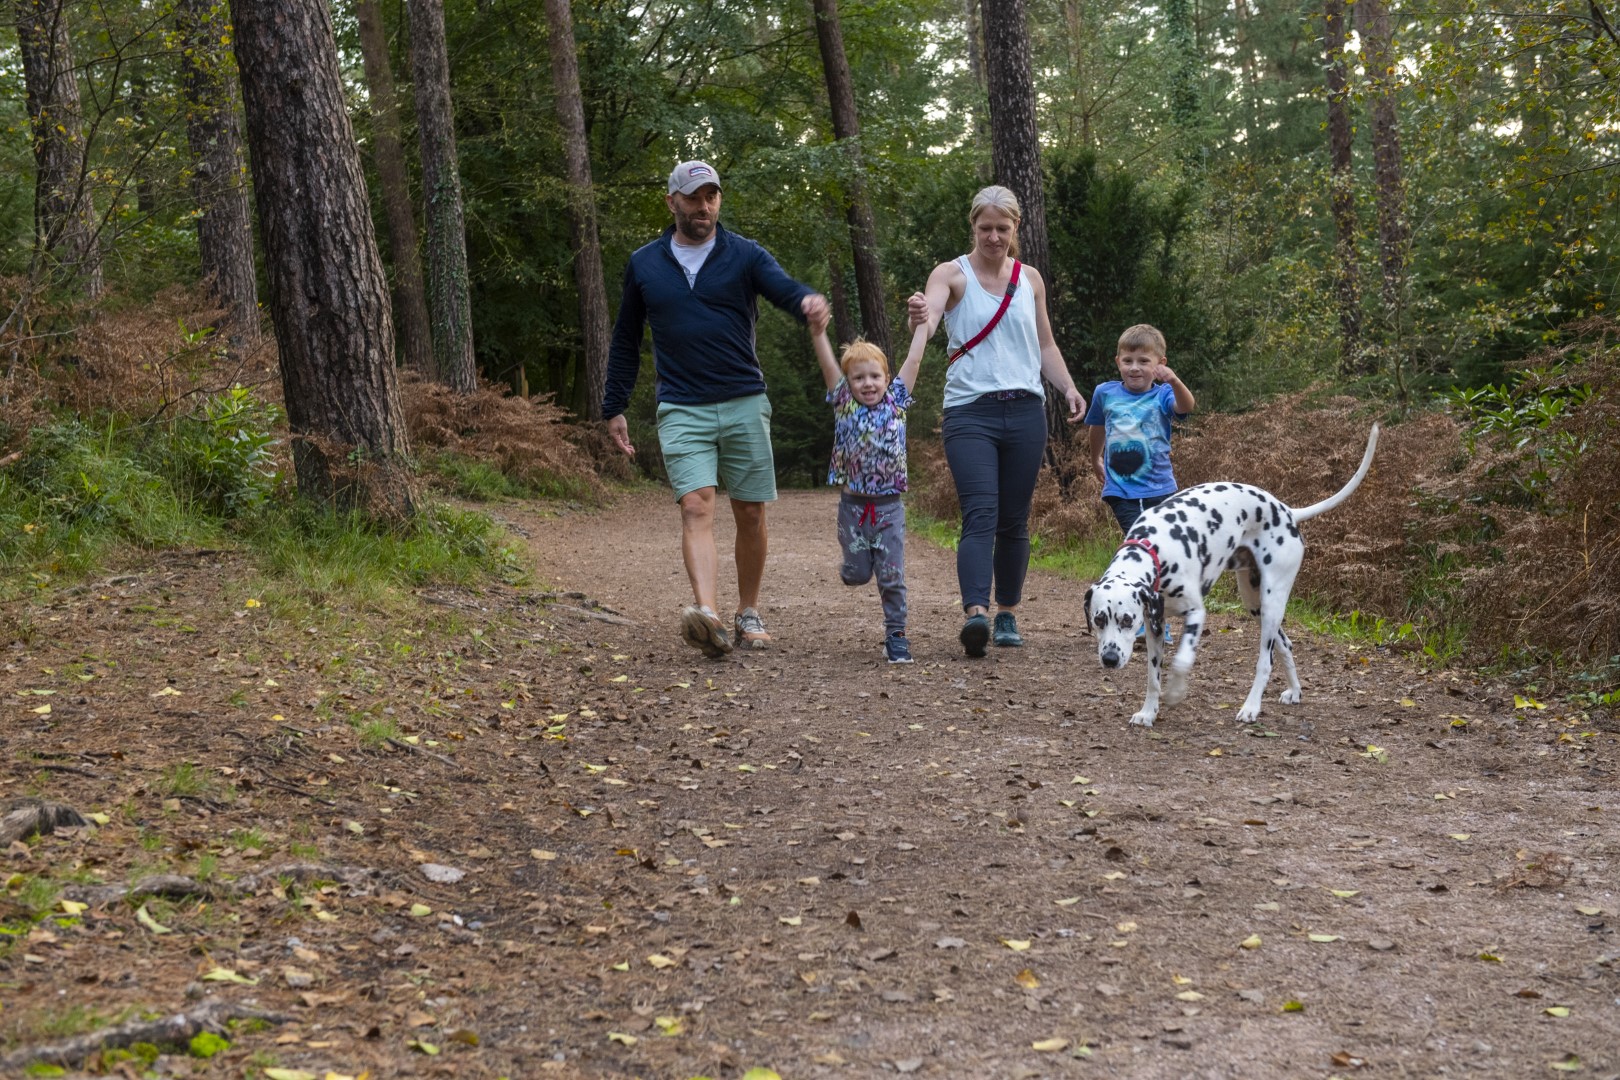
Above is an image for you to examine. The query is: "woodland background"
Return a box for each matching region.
[1,0,1617,691]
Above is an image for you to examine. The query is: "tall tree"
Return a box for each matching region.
[812,0,890,357]
[1164,0,1202,170]
[356,0,434,376]
[177,0,261,350]
[979,0,1051,279]
[1362,0,1408,389]
[1323,0,1362,373]
[409,0,477,393]
[542,0,611,418]
[15,0,103,297]
[229,0,415,517]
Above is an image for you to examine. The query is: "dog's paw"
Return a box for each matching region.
[1279,689,1302,705]
[1128,710,1157,728]
[1162,675,1188,706]
[1235,703,1262,723]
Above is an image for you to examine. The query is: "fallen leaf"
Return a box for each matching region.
[1176,990,1205,1002]
[1574,905,1603,916]
[1031,1038,1070,1052]
[655,1015,683,1036]
[1449,833,1471,841]
[1014,968,1040,989]
[202,966,258,985]
[1549,1055,1582,1072]
[1282,1000,1305,1012]
[407,1039,440,1054]
[1478,951,1503,963]
[1000,938,1032,952]
[59,900,88,916]
[262,1071,317,1080]
[1240,935,1262,950]
[531,849,558,861]
[779,916,803,927]
[1330,890,1360,899]
[1544,1006,1570,1018]
[407,903,433,917]
[1055,897,1081,907]
[135,904,171,935]
[741,1070,783,1080]
[1308,934,1341,943]
[606,1032,638,1046]
[646,954,677,969]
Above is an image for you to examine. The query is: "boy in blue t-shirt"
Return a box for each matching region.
[1084,323,1197,535]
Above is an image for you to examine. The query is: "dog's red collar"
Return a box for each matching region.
[1122,537,1162,593]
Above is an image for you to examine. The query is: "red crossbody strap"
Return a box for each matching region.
[947,260,1021,365]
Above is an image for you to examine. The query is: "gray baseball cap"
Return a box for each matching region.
[668,160,722,195]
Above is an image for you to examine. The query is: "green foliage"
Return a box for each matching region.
[188,1031,230,1058]
[160,384,284,514]
[1445,372,1594,507]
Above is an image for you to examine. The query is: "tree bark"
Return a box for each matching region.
[1323,0,1364,374]
[177,0,261,351]
[965,0,992,181]
[15,0,103,298]
[1362,0,1409,392]
[979,0,1051,281]
[229,0,415,519]
[409,0,478,393]
[356,0,434,376]
[812,0,890,357]
[543,0,611,418]
[1164,0,1202,171]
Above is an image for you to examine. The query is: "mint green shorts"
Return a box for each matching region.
[656,394,778,503]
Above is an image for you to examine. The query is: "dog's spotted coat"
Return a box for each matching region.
[1084,425,1379,728]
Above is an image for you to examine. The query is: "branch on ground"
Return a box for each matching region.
[63,862,383,906]
[0,799,87,846]
[0,998,290,1071]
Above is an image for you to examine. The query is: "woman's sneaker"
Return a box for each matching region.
[679,605,732,658]
[885,631,914,664]
[992,611,1024,647]
[960,613,990,657]
[733,607,772,650]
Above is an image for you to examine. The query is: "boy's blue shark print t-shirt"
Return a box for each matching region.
[827,376,912,495]
[1083,381,1181,500]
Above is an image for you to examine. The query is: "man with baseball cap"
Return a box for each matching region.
[604,160,829,659]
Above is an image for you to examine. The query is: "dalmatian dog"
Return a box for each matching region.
[1084,424,1379,728]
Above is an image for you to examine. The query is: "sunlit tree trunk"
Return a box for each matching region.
[543,0,611,418]
[178,0,261,351]
[15,0,103,298]
[409,0,477,393]
[812,0,890,357]
[1324,0,1364,374]
[356,0,434,376]
[230,0,415,518]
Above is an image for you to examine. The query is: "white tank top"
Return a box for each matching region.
[941,255,1044,409]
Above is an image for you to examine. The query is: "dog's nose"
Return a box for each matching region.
[1100,649,1122,669]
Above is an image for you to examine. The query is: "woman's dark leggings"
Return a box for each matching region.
[941,394,1047,612]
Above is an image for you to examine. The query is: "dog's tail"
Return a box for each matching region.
[1292,423,1380,523]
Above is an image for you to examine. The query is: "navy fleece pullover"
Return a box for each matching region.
[602,224,813,420]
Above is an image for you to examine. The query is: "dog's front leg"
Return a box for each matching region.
[1129,637,1164,728]
[1161,602,1205,707]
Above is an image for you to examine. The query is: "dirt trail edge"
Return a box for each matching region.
[2,488,1616,1080]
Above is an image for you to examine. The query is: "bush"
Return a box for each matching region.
[159,385,284,514]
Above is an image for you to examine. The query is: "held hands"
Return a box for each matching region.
[906,292,931,333]
[606,414,634,458]
[802,293,830,334]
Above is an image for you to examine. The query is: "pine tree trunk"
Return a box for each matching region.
[812,0,890,357]
[1164,0,1202,171]
[543,0,611,419]
[1323,0,1364,374]
[1362,0,1409,394]
[979,0,1051,280]
[177,0,261,351]
[356,0,434,377]
[15,0,103,298]
[229,0,415,519]
[409,0,477,393]
[965,0,992,182]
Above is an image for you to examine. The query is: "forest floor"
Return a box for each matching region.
[1,487,1617,1080]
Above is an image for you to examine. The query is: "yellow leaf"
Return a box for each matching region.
[1115,921,1137,933]
[244,598,260,608]
[263,1071,318,1080]
[31,704,51,715]
[1031,1038,1069,1052]
[87,812,110,825]
[1574,905,1603,916]
[1176,990,1205,1002]
[581,763,608,773]
[1070,776,1091,785]
[1171,974,1192,985]
[408,904,433,917]
[1054,897,1081,907]
[1550,1055,1582,1072]
[1478,952,1502,962]
[1240,934,1262,950]
[1207,748,1223,756]
[1544,1006,1570,1017]
[611,961,628,971]
[646,954,677,969]
[1102,871,1127,881]
[135,904,172,934]
[1282,1000,1305,1012]
[1000,938,1032,952]
[778,916,803,926]
[655,1015,683,1036]
[607,1032,638,1046]
[531,849,557,861]
[1308,934,1340,943]
[202,967,258,984]
[407,1039,440,1054]
[1449,833,1471,841]
[59,900,88,916]
[1014,968,1040,989]
[1330,890,1359,898]
[610,675,628,683]
[741,1071,784,1080]
[153,687,182,697]
[1399,697,1416,707]
[1514,694,1546,710]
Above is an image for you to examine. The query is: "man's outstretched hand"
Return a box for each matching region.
[606,414,635,457]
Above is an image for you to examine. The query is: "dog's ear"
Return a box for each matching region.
[1139,586,1165,638]
[1083,585,1094,625]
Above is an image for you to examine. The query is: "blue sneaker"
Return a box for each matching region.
[1164,627,1174,646]
[960,613,990,657]
[992,611,1024,647]
[885,631,914,664]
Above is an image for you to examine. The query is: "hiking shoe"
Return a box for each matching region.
[734,607,772,650]
[885,631,914,664]
[1164,627,1174,646]
[960,613,990,658]
[992,611,1024,647]
[679,605,732,658]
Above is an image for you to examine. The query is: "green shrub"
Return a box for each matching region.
[159,386,283,514]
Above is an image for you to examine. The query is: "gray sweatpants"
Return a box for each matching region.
[837,492,907,636]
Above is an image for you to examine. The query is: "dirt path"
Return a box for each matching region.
[2,488,1616,1079]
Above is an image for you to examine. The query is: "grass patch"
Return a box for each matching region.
[159,762,213,798]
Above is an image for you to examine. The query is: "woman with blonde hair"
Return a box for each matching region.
[907,185,1085,656]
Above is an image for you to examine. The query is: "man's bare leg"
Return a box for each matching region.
[677,488,730,656]
[731,498,771,648]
